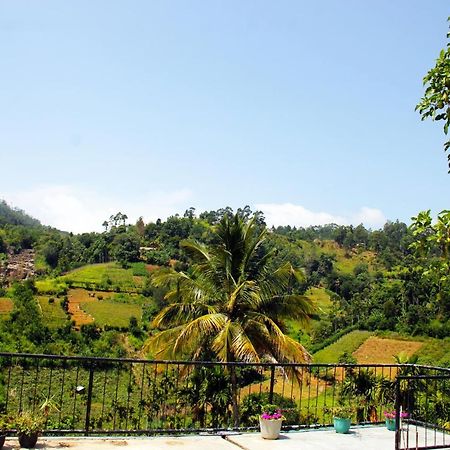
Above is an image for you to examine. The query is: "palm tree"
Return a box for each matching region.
[146,213,315,426]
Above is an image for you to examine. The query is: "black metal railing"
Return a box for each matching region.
[1,352,449,441]
[395,367,450,450]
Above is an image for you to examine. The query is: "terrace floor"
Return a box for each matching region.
[2,426,418,450]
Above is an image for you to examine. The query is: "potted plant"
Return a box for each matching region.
[12,411,44,449]
[0,415,9,450]
[383,409,409,431]
[259,404,285,440]
[326,405,355,434]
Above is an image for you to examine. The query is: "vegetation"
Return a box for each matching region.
[416,17,450,170]
[81,301,142,328]
[0,200,449,370]
[313,330,372,363]
[146,214,314,425]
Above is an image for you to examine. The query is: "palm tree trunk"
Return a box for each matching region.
[230,364,239,428]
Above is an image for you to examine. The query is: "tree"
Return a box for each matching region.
[135,217,145,237]
[147,214,314,426]
[111,233,140,266]
[416,17,450,171]
[407,210,450,325]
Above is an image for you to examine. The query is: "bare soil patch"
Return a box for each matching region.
[353,336,423,364]
[0,297,13,314]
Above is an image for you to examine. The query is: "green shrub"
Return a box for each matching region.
[240,393,299,426]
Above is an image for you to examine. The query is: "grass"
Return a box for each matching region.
[286,287,333,348]
[130,262,149,277]
[35,278,68,295]
[313,330,373,363]
[62,263,145,291]
[306,287,332,313]
[38,296,69,329]
[319,241,379,274]
[81,300,142,328]
[417,338,450,367]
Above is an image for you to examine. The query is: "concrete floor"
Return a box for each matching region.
[2,425,447,450]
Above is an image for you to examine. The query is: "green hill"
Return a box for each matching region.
[0,199,41,227]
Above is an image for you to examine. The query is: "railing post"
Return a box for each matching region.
[395,377,401,450]
[269,365,275,404]
[84,364,95,436]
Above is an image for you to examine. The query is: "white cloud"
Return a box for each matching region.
[255,202,386,229]
[4,185,193,233]
[352,207,386,229]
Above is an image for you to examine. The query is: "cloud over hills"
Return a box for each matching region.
[4,185,387,233]
[256,203,386,230]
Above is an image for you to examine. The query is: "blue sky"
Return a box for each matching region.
[1,1,449,232]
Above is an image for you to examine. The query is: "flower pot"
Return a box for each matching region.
[0,435,5,450]
[333,417,351,434]
[385,418,396,431]
[259,418,283,439]
[18,432,39,449]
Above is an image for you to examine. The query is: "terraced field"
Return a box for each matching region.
[62,263,145,291]
[67,288,144,329]
[38,296,68,329]
[0,297,13,319]
[353,336,423,364]
[313,330,373,363]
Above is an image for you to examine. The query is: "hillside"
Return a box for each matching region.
[0,204,448,365]
[0,200,41,228]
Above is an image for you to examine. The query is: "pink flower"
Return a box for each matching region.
[383,410,409,420]
[261,409,285,420]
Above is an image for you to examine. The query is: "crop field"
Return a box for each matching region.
[66,289,145,328]
[0,297,13,317]
[353,336,423,364]
[38,296,68,329]
[81,301,143,328]
[62,263,145,291]
[313,330,373,363]
[35,278,68,295]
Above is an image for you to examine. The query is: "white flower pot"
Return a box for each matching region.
[259,418,283,439]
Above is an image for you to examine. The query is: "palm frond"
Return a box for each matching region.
[143,325,185,358]
[180,239,211,264]
[212,320,234,362]
[230,325,260,362]
[173,313,227,354]
[152,302,218,329]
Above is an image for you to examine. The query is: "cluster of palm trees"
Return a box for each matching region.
[146,213,315,425]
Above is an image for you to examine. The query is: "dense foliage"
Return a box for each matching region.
[416,17,450,170]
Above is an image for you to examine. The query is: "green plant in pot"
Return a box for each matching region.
[13,411,44,449]
[259,404,286,440]
[0,415,9,450]
[326,405,356,434]
[383,408,409,431]
[13,396,59,449]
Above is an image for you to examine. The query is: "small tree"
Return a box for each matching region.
[416,17,450,171]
